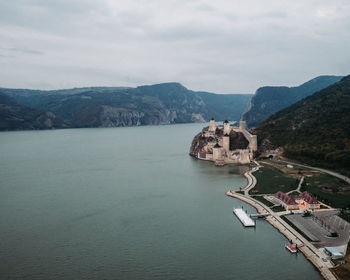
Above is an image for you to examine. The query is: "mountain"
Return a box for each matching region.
[242,75,344,127]
[1,83,252,129]
[254,75,350,174]
[0,92,67,130]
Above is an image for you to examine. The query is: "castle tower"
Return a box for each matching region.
[223,134,230,152]
[239,121,247,130]
[208,118,217,133]
[223,120,231,135]
[249,135,258,152]
[213,143,223,161]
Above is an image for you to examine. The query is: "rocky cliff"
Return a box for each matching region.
[242,75,343,127]
[1,83,252,130]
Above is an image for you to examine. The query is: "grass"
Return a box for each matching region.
[249,166,299,195]
[302,174,350,209]
[251,195,274,207]
[272,205,285,212]
[288,191,301,196]
[339,212,350,223]
[236,191,244,195]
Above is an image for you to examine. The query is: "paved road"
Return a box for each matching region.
[243,160,260,195]
[286,176,304,195]
[277,159,350,183]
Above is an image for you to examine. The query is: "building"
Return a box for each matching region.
[274,192,299,210]
[324,247,344,259]
[195,119,258,165]
[294,191,321,210]
[274,191,320,211]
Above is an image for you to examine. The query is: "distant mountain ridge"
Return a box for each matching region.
[242,75,344,127]
[0,92,67,130]
[0,83,252,130]
[254,75,350,174]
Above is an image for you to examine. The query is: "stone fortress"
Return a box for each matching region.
[189,119,257,165]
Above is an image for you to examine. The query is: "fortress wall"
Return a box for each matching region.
[240,129,258,152]
[223,136,230,152]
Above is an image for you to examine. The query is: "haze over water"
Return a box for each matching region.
[0,123,321,280]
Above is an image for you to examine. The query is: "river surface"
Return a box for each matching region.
[0,123,321,280]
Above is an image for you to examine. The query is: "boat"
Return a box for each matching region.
[285,243,298,253]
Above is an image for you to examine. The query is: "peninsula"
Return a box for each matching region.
[190,121,350,280]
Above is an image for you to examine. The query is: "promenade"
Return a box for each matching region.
[226,161,338,280]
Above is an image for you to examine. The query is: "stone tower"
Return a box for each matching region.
[208,118,217,133]
[239,121,247,130]
[223,134,230,152]
[223,120,231,135]
[213,142,223,161]
[249,135,258,152]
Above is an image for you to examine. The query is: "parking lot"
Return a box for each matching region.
[285,210,350,248]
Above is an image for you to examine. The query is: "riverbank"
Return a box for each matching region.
[226,191,336,280]
[226,161,339,280]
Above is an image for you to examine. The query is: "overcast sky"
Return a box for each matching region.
[0,0,349,93]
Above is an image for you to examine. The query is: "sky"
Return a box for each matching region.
[0,0,349,93]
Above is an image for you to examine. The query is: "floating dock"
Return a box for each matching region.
[233,208,255,227]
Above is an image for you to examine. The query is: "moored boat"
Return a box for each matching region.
[285,243,298,253]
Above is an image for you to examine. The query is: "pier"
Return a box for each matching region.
[233,208,255,227]
[249,213,270,219]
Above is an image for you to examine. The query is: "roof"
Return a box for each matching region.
[324,247,344,257]
[214,143,221,148]
[274,191,296,205]
[296,191,319,204]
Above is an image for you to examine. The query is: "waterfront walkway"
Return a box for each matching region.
[227,160,338,280]
[226,191,336,280]
[243,160,261,195]
[286,176,304,195]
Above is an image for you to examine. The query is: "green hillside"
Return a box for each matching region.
[0,92,67,130]
[255,75,350,174]
[243,75,343,127]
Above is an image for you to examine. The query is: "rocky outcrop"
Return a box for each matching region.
[189,127,210,157]
[99,106,144,127]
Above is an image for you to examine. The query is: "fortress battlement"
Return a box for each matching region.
[189,119,257,166]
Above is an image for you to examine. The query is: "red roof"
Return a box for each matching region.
[296,191,319,204]
[274,191,296,205]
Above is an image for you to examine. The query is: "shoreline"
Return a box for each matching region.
[226,162,337,280]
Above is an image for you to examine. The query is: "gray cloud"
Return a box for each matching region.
[0,0,349,93]
[0,47,43,55]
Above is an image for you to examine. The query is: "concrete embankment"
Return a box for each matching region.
[226,160,337,280]
[226,191,336,280]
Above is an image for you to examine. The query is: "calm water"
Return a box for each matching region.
[0,124,321,280]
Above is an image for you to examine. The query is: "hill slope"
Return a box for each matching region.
[2,83,252,129]
[242,75,343,127]
[254,75,350,174]
[0,92,67,130]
